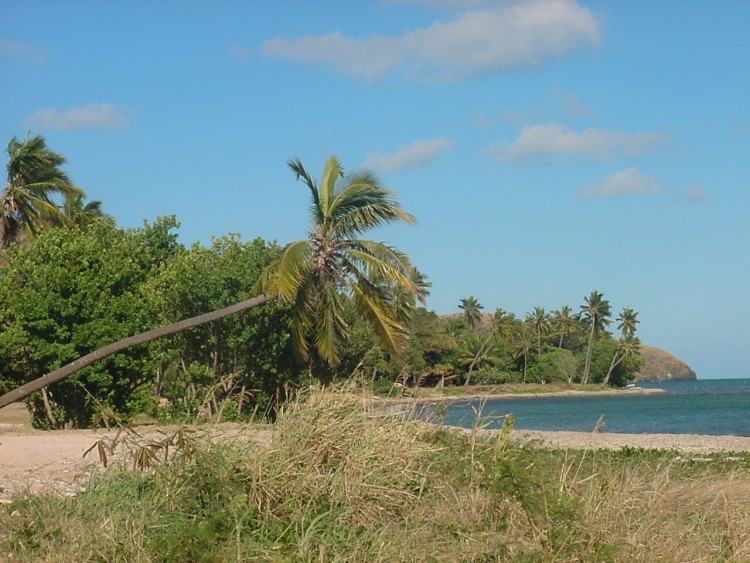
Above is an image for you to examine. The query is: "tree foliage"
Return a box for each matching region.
[0,218,178,426]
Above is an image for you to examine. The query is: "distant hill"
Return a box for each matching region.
[635,345,697,381]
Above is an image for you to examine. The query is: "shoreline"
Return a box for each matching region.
[366,386,665,407]
[507,428,750,454]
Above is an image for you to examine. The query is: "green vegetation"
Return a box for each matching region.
[0,135,644,427]
[2,392,750,561]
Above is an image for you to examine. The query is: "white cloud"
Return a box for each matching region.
[363,138,454,172]
[262,0,599,81]
[682,185,709,203]
[555,91,594,119]
[227,43,253,60]
[0,39,46,65]
[579,168,665,199]
[487,123,668,161]
[25,104,130,131]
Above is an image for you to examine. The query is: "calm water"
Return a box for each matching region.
[432,379,750,436]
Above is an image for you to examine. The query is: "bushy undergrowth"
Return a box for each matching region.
[2,392,750,561]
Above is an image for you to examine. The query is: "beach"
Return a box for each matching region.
[510,429,750,454]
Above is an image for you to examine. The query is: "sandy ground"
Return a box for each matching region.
[3,399,750,504]
[0,403,270,504]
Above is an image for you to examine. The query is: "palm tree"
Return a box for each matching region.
[551,305,576,348]
[0,155,420,408]
[254,156,420,365]
[580,291,611,384]
[602,308,640,386]
[462,308,513,387]
[513,323,536,383]
[526,306,550,357]
[492,308,518,341]
[602,335,641,386]
[458,296,483,331]
[61,193,108,226]
[457,333,501,375]
[445,317,465,338]
[617,307,639,338]
[1,134,84,247]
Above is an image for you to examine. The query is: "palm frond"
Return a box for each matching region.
[351,277,408,354]
[252,240,312,302]
[319,156,344,218]
[290,275,317,361]
[342,240,416,294]
[288,157,323,224]
[312,280,348,365]
[330,176,415,237]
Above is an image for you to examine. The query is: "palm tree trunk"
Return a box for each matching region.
[522,350,528,383]
[0,294,274,409]
[602,349,622,387]
[581,322,596,385]
[464,333,494,387]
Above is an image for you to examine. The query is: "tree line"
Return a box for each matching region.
[0,134,642,428]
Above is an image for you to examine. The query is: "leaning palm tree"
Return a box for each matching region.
[457,332,501,379]
[580,290,611,384]
[254,156,420,365]
[458,296,483,331]
[0,155,421,408]
[602,307,641,386]
[602,335,641,386]
[1,134,84,247]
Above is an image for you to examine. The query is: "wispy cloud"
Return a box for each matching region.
[486,123,668,161]
[25,104,130,131]
[555,91,595,119]
[681,185,709,203]
[262,0,599,81]
[227,43,253,60]
[363,138,454,172]
[579,168,665,199]
[0,39,46,65]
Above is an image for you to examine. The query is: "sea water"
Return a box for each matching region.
[431,379,750,436]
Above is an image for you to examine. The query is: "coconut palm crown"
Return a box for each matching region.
[2,134,84,247]
[254,156,421,365]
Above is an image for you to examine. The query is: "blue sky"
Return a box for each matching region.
[2,1,748,378]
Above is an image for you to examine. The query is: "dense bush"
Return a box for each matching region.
[0,220,302,427]
[0,218,179,427]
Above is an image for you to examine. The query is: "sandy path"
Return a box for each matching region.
[0,403,270,503]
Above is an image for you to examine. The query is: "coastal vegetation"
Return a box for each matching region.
[0,134,643,428]
[2,392,750,561]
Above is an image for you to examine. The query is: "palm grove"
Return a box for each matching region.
[0,135,642,428]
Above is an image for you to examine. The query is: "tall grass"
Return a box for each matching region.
[2,391,750,561]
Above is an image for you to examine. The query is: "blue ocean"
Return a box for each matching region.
[433,379,750,436]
